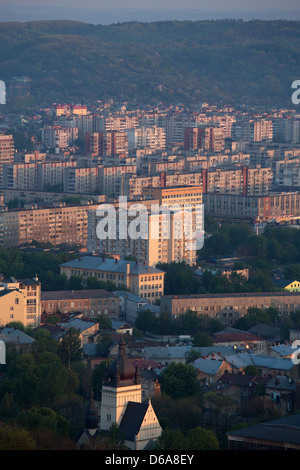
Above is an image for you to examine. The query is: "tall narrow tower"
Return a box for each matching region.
[100,336,142,431]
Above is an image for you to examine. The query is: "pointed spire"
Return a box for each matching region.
[119,333,126,358]
[116,363,120,387]
[134,362,141,384]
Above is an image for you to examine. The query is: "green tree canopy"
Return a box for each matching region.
[159,362,201,400]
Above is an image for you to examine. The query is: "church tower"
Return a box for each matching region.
[100,335,142,431]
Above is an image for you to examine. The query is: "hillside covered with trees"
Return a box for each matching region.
[1,19,300,107]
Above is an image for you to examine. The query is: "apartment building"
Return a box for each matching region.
[2,161,78,191]
[184,126,225,152]
[201,166,273,195]
[60,256,165,301]
[94,114,139,132]
[41,125,78,150]
[85,131,128,158]
[97,164,136,197]
[41,289,119,318]
[87,197,159,266]
[160,292,300,326]
[63,166,99,194]
[122,172,203,198]
[0,134,14,186]
[3,162,38,190]
[0,202,100,248]
[203,191,300,221]
[54,114,94,134]
[273,157,300,187]
[142,185,204,266]
[87,185,203,266]
[231,119,273,142]
[126,126,166,151]
[0,275,41,328]
[53,104,88,117]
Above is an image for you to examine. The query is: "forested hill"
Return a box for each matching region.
[1,19,300,107]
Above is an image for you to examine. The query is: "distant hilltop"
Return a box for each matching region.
[0,18,300,107]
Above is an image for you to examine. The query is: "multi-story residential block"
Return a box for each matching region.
[142,185,204,266]
[63,166,99,194]
[184,126,225,152]
[0,134,14,186]
[87,185,203,266]
[0,275,41,328]
[160,292,300,327]
[41,125,78,150]
[201,166,273,195]
[85,131,128,158]
[231,119,273,142]
[3,162,38,190]
[0,202,100,248]
[126,126,166,151]
[97,164,136,197]
[3,161,78,192]
[94,114,139,132]
[41,289,119,318]
[203,191,300,222]
[121,172,203,198]
[60,256,165,301]
[273,157,300,187]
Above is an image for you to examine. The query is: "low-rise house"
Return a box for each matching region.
[57,317,99,347]
[190,356,232,384]
[225,353,299,379]
[216,372,268,412]
[142,345,193,365]
[269,343,297,359]
[110,320,133,336]
[0,327,35,352]
[248,323,281,344]
[212,327,265,351]
[265,376,300,415]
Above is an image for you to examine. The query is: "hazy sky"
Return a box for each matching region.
[0,0,300,9]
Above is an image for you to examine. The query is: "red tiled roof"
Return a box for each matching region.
[212,333,261,343]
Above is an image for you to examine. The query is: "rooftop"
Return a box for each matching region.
[227,413,300,446]
[41,289,116,301]
[60,256,164,275]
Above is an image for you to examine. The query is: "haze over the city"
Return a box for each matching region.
[1,0,300,23]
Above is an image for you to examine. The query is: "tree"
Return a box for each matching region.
[159,363,201,400]
[193,331,213,347]
[96,332,113,357]
[58,328,83,367]
[0,422,36,450]
[185,426,220,450]
[156,428,186,450]
[97,314,112,330]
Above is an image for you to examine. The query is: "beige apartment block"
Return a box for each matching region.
[143,185,204,266]
[161,292,300,326]
[87,185,203,266]
[0,134,14,187]
[0,276,41,328]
